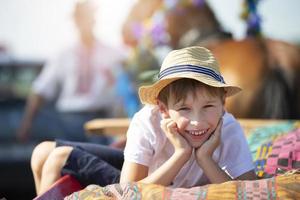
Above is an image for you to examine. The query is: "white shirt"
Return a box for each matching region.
[124,105,254,188]
[32,42,125,113]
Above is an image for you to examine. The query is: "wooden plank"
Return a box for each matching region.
[84,118,130,136]
[85,118,294,136]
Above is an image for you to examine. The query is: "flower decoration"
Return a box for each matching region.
[241,0,262,37]
[125,0,206,84]
[130,0,206,48]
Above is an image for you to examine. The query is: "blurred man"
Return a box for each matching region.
[18,0,125,143]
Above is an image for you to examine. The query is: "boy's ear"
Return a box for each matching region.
[157,100,170,118]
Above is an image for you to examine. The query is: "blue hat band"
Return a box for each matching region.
[158,64,225,83]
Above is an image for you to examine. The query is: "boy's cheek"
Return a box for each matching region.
[176,118,190,132]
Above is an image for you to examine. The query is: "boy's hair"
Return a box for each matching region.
[157,78,225,106]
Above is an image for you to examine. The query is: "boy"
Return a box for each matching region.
[31,46,255,195]
[120,46,256,186]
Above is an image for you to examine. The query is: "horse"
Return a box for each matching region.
[211,38,300,119]
[122,0,300,119]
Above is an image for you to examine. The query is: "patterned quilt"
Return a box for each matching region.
[65,170,300,200]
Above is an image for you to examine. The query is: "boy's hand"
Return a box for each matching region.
[160,118,192,155]
[195,118,223,163]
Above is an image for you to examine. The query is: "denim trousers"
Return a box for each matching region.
[56,140,123,186]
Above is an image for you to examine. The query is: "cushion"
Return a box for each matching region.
[65,170,300,200]
[34,175,83,200]
[264,128,300,176]
[247,121,300,178]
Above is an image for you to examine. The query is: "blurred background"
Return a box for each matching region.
[0,0,299,199]
[1,0,299,60]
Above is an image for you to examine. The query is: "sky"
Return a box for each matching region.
[0,0,299,60]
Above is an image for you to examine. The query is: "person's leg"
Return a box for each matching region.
[60,147,122,186]
[30,141,56,194]
[38,140,124,194]
[56,140,124,169]
[31,140,74,195]
[38,146,73,195]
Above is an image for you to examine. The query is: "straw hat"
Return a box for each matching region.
[139,46,241,105]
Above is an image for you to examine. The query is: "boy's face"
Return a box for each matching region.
[161,87,224,148]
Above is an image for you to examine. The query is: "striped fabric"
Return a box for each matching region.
[158,65,225,83]
[264,128,300,176]
[65,170,300,200]
[254,141,273,178]
[247,121,300,178]
[236,177,276,200]
[246,121,297,159]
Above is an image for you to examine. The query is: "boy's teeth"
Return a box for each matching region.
[190,130,206,136]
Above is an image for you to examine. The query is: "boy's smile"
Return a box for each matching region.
[185,129,208,136]
[183,127,213,148]
[165,87,224,148]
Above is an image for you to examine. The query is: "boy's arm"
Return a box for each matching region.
[121,104,192,186]
[196,159,257,184]
[197,157,232,183]
[120,161,148,183]
[236,170,257,180]
[120,149,191,186]
[196,118,257,183]
[196,118,230,183]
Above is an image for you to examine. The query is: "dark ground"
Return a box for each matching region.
[0,100,35,200]
[0,143,36,200]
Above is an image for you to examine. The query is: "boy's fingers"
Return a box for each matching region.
[161,119,177,134]
[209,118,223,138]
[161,111,170,119]
[161,118,172,127]
[217,118,223,130]
[166,120,178,134]
[214,118,223,138]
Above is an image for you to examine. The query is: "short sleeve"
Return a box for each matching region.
[32,57,62,100]
[123,115,154,166]
[218,117,254,178]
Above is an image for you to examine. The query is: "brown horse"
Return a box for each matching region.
[122,0,300,119]
[211,38,300,119]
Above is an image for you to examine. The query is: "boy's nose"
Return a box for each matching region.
[189,120,204,128]
[190,120,199,126]
[190,119,208,130]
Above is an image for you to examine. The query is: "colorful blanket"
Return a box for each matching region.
[65,170,300,200]
[248,121,300,177]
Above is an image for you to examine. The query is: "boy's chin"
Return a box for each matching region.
[184,132,212,149]
[188,141,205,149]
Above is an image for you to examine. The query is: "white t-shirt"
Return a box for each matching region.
[32,42,125,113]
[124,105,254,188]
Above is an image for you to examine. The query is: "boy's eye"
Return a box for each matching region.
[178,107,189,111]
[204,105,214,108]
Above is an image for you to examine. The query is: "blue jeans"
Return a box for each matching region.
[56,140,123,186]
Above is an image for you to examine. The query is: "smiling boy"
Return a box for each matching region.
[121,46,256,187]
